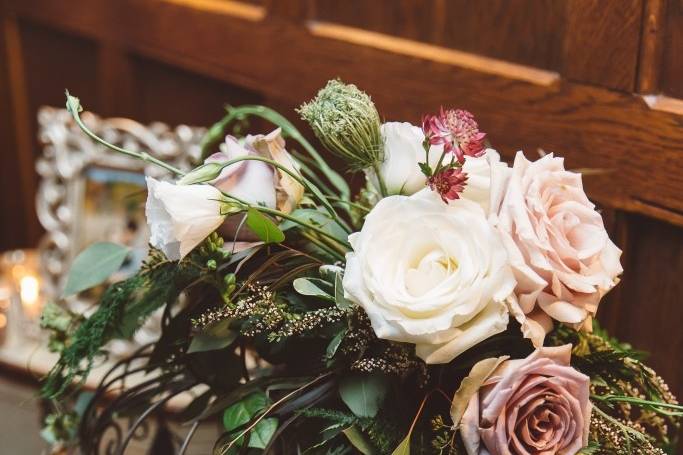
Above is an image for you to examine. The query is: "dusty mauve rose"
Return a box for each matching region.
[459,345,591,455]
[492,152,622,345]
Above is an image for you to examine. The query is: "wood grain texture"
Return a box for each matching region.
[598,212,683,401]
[637,0,667,93]
[313,0,567,70]
[5,0,683,226]
[2,14,41,248]
[661,0,683,98]
[563,0,643,91]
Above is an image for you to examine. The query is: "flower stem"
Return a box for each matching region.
[65,91,185,176]
[372,162,388,197]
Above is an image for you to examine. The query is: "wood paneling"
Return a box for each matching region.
[599,213,683,399]
[661,0,683,97]
[4,0,682,226]
[313,0,565,71]
[313,0,644,91]
[563,0,643,91]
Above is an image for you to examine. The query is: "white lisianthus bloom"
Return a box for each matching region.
[367,122,440,196]
[343,189,517,364]
[145,177,226,261]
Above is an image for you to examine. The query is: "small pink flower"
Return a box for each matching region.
[422,108,487,162]
[428,167,468,202]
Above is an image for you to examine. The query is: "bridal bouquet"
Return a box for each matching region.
[41,80,680,455]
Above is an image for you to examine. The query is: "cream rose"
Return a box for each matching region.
[343,189,516,364]
[492,152,622,342]
[367,122,440,196]
[145,177,226,260]
[459,345,591,455]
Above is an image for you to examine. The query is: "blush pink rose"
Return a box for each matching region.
[460,345,591,455]
[493,152,622,344]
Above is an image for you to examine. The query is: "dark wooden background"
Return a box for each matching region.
[1,0,682,445]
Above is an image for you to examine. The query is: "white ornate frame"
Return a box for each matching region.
[36,106,206,300]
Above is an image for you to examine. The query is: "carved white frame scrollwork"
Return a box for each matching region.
[36,106,205,300]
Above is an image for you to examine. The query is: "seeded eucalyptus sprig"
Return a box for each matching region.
[298,80,384,175]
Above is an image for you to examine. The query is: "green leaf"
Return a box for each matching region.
[62,242,129,297]
[222,392,277,450]
[188,319,238,354]
[339,374,389,418]
[391,435,411,455]
[245,208,285,244]
[450,356,508,427]
[326,329,346,360]
[248,416,277,449]
[281,208,348,244]
[293,277,335,301]
[342,426,376,455]
[334,272,352,310]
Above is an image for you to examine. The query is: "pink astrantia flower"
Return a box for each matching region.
[428,167,468,202]
[422,108,487,163]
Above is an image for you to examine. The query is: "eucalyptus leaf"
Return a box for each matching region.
[326,329,346,360]
[245,208,285,244]
[62,242,129,297]
[187,319,238,354]
[342,426,376,455]
[293,277,335,301]
[450,356,508,427]
[339,373,388,418]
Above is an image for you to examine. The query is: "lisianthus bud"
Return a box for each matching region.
[177,162,225,185]
[298,79,383,170]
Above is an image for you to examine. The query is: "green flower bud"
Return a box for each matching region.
[177,162,225,185]
[206,259,217,270]
[298,79,383,170]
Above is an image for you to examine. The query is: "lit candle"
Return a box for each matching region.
[19,274,42,319]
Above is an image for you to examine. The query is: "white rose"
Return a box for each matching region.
[367,122,440,195]
[461,148,510,216]
[145,177,225,260]
[343,189,517,364]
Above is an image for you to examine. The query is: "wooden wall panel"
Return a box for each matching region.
[313,0,565,70]
[313,0,643,91]
[599,212,683,400]
[661,0,683,97]
[131,57,264,127]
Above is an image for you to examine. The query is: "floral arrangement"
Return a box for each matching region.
[40,80,681,455]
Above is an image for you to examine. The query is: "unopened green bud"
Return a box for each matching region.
[224,273,236,287]
[177,162,225,185]
[298,79,383,170]
[206,259,217,270]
